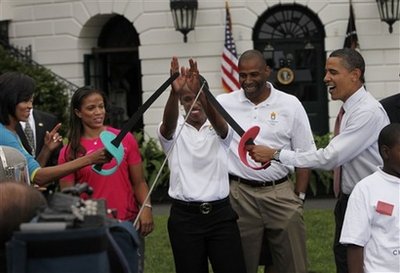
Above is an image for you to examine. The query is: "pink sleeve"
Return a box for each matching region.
[57,145,76,182]
[124,133,142,165]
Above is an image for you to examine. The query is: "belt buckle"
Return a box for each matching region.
[199,203,212,214]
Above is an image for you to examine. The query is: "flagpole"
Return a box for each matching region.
[225,1,231,29]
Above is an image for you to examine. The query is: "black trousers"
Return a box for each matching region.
[168,199,246,273]
[333,193,350,273]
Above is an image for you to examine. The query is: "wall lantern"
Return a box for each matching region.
[170,0,198,43]
[376,0,400,33]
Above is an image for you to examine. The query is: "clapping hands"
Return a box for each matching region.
[170,57,200,95]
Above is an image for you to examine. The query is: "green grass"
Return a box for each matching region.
[145,209,335,273]
[305,210,335,273]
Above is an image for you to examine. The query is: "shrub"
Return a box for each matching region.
[134,131,170,193]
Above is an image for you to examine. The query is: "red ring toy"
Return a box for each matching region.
[238,126,271,170]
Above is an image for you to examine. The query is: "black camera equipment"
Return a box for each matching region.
[6,183,139,273]
[24,182,110,230]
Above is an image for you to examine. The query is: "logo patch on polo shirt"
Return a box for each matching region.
[207,125,217,135]
[376,201,394,216]
[268,111,279,126]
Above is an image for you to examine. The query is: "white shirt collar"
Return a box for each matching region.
[342,86,366,113]
[238,81,276,107]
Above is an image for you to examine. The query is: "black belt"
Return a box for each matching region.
[229,174,288,187]
[171,197,230,215]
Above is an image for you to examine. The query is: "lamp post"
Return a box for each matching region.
[170,0,198,43]
[376,0,400,33]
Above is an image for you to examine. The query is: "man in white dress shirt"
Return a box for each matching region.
[246,48,390,273]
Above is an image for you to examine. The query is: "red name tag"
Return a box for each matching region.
[376,201,394,216]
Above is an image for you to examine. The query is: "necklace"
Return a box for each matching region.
[84,136,99,145]
[85,128,104,145]
[93,136,101,145]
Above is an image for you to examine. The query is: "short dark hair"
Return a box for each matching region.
[239,49,266,66]
[378,123,400,155]
[0,182,47,245]
[0,72,35,125]
[329,48,365,83]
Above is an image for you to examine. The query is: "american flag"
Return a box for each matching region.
[221,2,240,92]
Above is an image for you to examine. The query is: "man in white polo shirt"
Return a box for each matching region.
[217,49,316,273]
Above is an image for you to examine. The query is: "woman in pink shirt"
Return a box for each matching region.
[58,86,153,232]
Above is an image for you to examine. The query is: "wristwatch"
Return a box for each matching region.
[272,149,281,162]
[296,191,306,201]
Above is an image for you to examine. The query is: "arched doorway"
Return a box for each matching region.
[84,15,142,131]
[253,4,328,135]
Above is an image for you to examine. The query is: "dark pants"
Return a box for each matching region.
[168,199,246,273]
[333,193,350,273]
